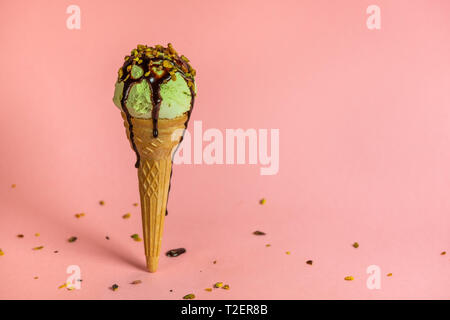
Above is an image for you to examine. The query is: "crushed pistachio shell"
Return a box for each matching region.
[259,198,266,205]
[183,293,195,300]
[111,284,119,291]
[344,276,354,281]
[214,282,224,288]
[131,234,142,242]
[253,231,266,235]
[32,246,44,251]
[352,242,359,248]
[68,236,77,243]
[122,213,131,219]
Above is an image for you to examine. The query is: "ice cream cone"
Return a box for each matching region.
[121,112,188,272]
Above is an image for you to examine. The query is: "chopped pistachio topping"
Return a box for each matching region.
[131,234,142,242]
[118,43,196,94]
[183,293,195,300]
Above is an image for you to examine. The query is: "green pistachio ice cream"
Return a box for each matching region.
[113,44,196,120]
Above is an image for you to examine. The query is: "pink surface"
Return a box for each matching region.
[0,0,449,299]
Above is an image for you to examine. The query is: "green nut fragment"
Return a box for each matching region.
[130,65,144,79]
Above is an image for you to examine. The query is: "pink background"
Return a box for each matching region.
[1,0,449,299]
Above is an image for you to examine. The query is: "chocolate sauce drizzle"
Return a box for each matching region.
[118,45,196,213]
[119,53,195,169]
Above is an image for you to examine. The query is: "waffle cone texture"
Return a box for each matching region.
[121,112,188,272]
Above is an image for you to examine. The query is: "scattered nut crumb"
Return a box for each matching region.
[213,260,217,264]
[131,234,142,242]
[214,282,224,288]
[68,236,77,243]
[35,233,40,237]
[133,203,138,207]
[266,244,271,247]
[34,276,39,279]
[0,249,4,256]
[130,280,142,285]
[122,213,131,219]
[286,251,291,255]
[32,246,44,251]
[111,284,119,291]
[105,236,110,240]
[54,251,58,253]
[58,283,67,289]
[352,242,359,248]
[306,260,313,265]
[204,288,212,292]
[259,198,266,205]
[75,213,85,218]
[344,276,354,281]
[11,184,16,188]
[387,273,393,277]
[223,284,230,290]
[17,234,24,238]
[99,201,105,206]
[441,251,446,256]
[183,293,195,299]
[253,231,266,235]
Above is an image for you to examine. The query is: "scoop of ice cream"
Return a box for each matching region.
[113,44,196,120]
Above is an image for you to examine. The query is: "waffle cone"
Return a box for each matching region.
[121,112,188,272]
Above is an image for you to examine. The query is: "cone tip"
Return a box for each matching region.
[146,256,159,273]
